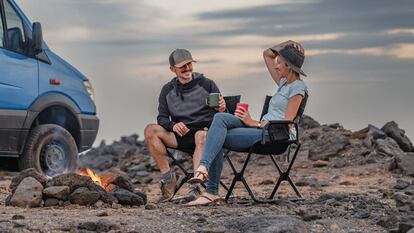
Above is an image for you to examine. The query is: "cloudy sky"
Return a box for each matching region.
[16,0,414,143]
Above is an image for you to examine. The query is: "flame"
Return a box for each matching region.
[79,168,104,187]
[79,168,117,192]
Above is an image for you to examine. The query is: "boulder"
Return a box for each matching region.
[382,121,413,152]
[376,137,405,157]
[390,153,414,177]
[10,177,43,208]
[299,115,320,129]
[9,168,47,192]
[44,198,60,207]
[224,215,309,233]
[43,186,70,200]
[109,187,145,206]
[46,173,101,192]
[307,127,350,161]
[69,187,100,206]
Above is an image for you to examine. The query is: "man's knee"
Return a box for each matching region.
[144,124,162,141]
[195,130,207,146]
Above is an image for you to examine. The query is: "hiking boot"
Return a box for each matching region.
[157,173,178,203]
[182,184,202,202]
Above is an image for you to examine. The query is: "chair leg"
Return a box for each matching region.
[268,144,304,201]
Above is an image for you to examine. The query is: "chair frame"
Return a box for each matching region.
[224,93,308,203]
[165,95,241,197]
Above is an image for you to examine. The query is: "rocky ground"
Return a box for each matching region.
[1,116,414,233]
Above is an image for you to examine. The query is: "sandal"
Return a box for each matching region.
[185,194,220,207]
[188,170,208,184]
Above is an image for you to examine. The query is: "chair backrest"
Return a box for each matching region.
[259,92,309,121]
[224,95,241,114]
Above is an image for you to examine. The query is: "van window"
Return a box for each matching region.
[3,0,26,53]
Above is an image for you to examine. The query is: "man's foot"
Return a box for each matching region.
[185,192,220,206]
[157,172,178,203]
[182,184,202,202]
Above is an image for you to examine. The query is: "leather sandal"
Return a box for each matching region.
[188,170,209,184]
[185,194,220,207]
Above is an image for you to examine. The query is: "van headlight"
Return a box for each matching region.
[83,80,95,103]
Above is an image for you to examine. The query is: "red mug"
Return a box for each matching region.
[236,103,249,112]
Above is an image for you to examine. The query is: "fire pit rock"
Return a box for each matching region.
[5,169,147,208]
[9,176,43,208]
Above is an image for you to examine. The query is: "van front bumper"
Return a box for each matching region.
[78,114,99,152]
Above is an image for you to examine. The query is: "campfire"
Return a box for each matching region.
[5,168,147,208]
[79,168,115,192]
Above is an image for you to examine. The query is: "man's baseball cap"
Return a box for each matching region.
[169,49,196,67]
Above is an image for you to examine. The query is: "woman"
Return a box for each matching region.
[187,40,308,206]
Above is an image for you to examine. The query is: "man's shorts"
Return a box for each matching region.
[173,129,199,151]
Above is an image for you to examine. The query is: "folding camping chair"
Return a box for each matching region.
[224,93,308,203]
[166,95,241,196]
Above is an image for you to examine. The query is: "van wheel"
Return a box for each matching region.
[19,124,78,176]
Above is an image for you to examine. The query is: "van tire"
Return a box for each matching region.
[19,124,78,176]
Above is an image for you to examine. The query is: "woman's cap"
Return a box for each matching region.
[273,44,307,77]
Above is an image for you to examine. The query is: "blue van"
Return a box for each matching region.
[0,0,99,175]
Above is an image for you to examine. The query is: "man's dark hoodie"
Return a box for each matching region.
[157,72,220,131]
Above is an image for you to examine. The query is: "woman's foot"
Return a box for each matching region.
[188,166,208,184]
[186,192,220,206]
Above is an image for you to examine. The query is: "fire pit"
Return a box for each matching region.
[5,168,147,208]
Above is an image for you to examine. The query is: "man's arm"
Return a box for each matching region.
[157,85,176,131]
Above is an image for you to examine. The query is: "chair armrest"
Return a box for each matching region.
[261,120,299,144]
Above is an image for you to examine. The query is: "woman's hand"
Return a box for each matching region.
[234,108,257,127]
[215,95,226,112]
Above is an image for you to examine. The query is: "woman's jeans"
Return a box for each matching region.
[200,113,269,195]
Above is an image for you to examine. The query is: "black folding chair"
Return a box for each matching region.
[166,95,241,196]
[224,93,308,203]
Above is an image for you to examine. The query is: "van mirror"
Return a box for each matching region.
[32,22,43,52]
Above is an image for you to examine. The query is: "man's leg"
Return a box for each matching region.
[144,124,179,202]
[193,130,207,170]
[144,124,178,174]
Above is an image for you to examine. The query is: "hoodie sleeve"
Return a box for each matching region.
[157,84,176,132]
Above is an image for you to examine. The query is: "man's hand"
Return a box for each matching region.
[173,122,190,136]
[215,95,226,112]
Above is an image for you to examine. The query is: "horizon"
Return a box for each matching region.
[16,0,414,144]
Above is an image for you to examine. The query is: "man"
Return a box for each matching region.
[144,49,226,203]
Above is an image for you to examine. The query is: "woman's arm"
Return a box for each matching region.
[263,48,282,86]
[284,95,304,121]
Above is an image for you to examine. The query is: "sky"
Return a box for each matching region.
[16,0,414,144]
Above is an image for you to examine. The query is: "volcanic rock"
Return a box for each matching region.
[376,137,405,157]
[43,186,70,200]
[224,215,309,233]
[393,192,412,207]
[78,220,119,232]
[398,215,414,233]
[9,168,47,193]
[299,115,320,129]
[46,173,101,192]
[382,121,414,152]
[395,179,411,190]
[10,177,43,208]
[109,187,145,206]
[390,153,414,177]
[69,187,100,206]
[306,126,351,161]
[44,198,59,207]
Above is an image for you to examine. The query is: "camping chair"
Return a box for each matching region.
[166,95,241,196]
[224,92,308,203]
